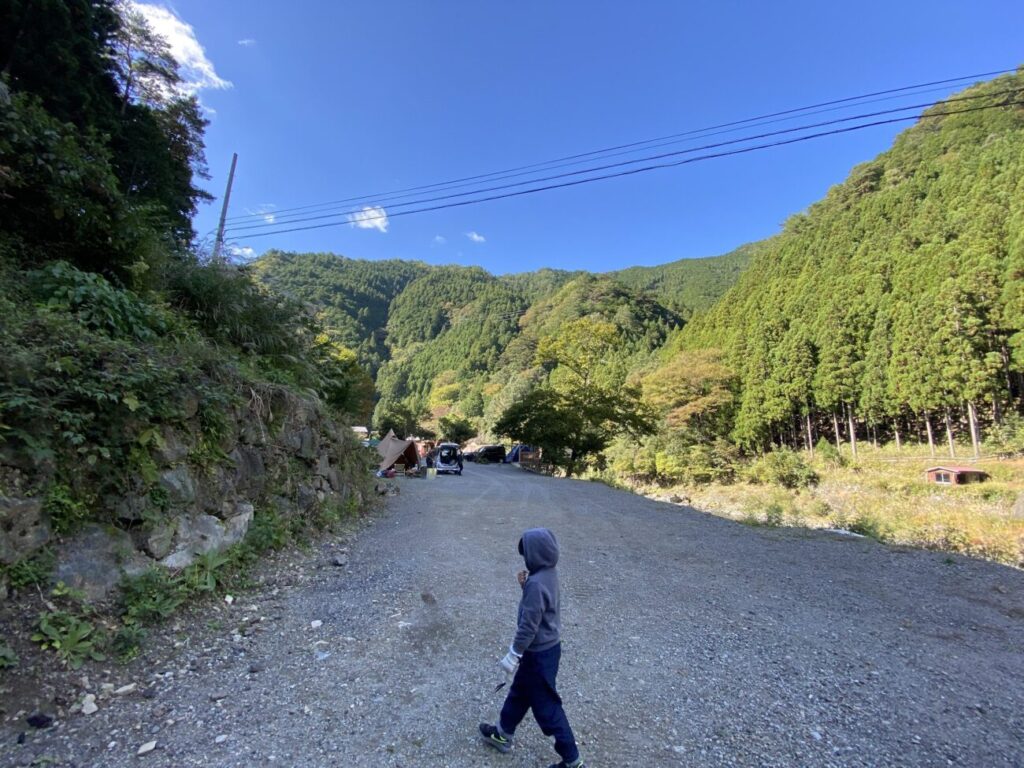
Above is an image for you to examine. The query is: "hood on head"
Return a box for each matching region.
[519,528,559,572]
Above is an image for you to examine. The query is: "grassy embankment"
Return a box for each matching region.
[636,446,1024,567]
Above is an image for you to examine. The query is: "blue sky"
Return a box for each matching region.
[147,1,1023,274]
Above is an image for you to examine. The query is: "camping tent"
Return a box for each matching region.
[376,429,419,471]
[505,444,534,463]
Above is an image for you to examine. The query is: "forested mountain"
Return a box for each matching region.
[608,243,758,317]
[680,70,1024,456]
[251,251,424,373]
[253,248,736,428]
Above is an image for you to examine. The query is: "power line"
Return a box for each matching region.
[235,98,1024,240]
[228,87,1023,236]
[230,83,975,230]
[224,67,1018,225]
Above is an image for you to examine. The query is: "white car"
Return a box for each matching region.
[433,443,463,475]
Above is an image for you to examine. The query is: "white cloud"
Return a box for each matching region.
[246,204,277,224]
[348,206,389,233]
[237,38,256,47]
[131,3,232,94]
[433,235,447,245]
[466,231,486,243]
[227,245,255,260]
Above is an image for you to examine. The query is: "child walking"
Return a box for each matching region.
[479,527,586,768]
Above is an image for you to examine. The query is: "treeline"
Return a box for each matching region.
[682,70,1024,458]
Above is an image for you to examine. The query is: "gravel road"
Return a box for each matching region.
[5,463,1024,767]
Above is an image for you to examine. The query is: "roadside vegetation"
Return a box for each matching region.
[0,0,374,673]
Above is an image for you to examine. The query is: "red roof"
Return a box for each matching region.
[925,466,987,474]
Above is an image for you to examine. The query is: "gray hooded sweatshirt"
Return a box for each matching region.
[512,528,561,655]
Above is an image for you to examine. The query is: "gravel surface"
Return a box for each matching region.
[3,463,1024,767]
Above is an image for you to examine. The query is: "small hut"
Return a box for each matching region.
[925,466,989,486]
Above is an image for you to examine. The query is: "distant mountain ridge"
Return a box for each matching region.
[252,245,755,397]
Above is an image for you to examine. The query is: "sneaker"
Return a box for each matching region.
[548,761,586,768]
[479,723,512,754]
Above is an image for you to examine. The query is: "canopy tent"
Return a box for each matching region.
[376,430,419,471]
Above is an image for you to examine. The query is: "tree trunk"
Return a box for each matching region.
[893,419,902,452]
[967,401,981,458]
[832,411,842,452]
[944,408,956,458]
[846,403,858,459]
[805,413,814,453]
[924,411,936,457]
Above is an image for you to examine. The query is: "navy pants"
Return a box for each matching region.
[500,643,579,764]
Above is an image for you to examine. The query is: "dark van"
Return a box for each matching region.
[476,445,506,463]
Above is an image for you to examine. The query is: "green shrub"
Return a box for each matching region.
[167,262,310,357]
[44,484,91,535]
[242,508,291,554]
[813,437,846,469]
[28,261,166,341]
[2,549,55,589]
[747,447,819,489]
[120,568,185,624]
[987,413,1024,457]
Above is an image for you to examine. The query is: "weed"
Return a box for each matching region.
[44,484,91,535]
[0,639,17,669]
[183,550,231,593]
[764,502,785,527]
[31,610,105,669]
[120,568,185,624]
[2,549,55,589]
[111,622,147,663]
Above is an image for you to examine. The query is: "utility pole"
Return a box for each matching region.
[212,152,238,262]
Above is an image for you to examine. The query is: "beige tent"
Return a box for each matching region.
[376,430,419,471]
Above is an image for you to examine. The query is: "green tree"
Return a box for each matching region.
[494,387,653,477]
[438,415,476,445]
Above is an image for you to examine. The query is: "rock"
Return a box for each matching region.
[142,521,176,560]
[330,554,348,567]
[160,510,249,570]
[326,469,343,492]
[137,740,157,756]
[238,418,267,446]
[110,493,148,523]
[81,694,98,715]
[153,428,189,466]
[311,620,323,629]
[248,663,263,674]
[215,734,228,744]
[115,683,137,696]
[55,524,152,602]
[0,496,50,565]
[421,591,437,605]
[209,691,229,702]
[297,426,319,460]
[159,467,197,506]
[224,503,253,546]
[26,712,54,729]
[228,446,266,496]
[296,483,317,511]
[315,454,331,477]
